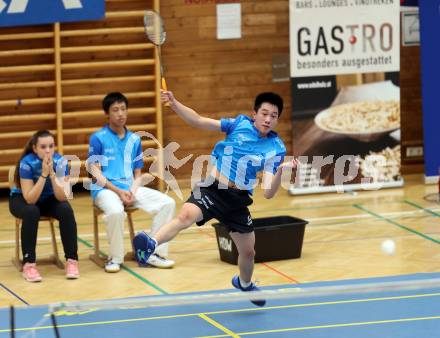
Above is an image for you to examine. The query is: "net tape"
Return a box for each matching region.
[49,278,440,313]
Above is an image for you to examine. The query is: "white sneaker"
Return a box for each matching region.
[105,261,121,273]
[147,254,175,269]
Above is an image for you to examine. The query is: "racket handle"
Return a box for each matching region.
[161,77,168,91]
[161,78,170,107]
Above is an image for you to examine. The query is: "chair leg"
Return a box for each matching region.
[49,220,64,270]
[124,212,136,261]
[12,219,22,272]
[89,209,107,268]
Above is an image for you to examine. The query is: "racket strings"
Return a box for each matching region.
[144,11,166,45]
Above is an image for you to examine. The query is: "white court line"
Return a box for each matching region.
[0,232,96,245]
[306,208,440,223]
[0,230,216,246]
[285,188,404,205]
[1,208,439,246]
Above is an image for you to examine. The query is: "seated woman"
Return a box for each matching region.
[9,130,79,282]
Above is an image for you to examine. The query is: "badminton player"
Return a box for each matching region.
[134,91,298,306]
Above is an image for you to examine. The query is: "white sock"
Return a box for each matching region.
[239,278,251,288]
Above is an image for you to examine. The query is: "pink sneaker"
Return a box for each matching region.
[65,259,80,279]
[22,263,42,282]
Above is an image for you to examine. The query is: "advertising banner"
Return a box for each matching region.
[289,0,402,194]
[0,0,105,27]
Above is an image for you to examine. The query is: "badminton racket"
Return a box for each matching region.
[144,10,169,105]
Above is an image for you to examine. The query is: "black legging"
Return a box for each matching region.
[9,194,78,264]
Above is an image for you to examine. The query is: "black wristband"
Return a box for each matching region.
[41,175,48,179]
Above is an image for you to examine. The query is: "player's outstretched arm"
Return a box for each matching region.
[262,158,299,199]
[161,90,221,131]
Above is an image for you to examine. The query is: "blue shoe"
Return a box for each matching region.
[133,231,157,267]
[231,275,266,307]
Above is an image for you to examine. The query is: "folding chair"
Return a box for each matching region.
[89,205,138,267]
[9,167,64,271]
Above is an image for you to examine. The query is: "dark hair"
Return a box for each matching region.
[102,92,128,113]
[254,92,283,117]
[14,130,55,189]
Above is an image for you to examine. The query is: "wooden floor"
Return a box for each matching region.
[1,174,439,308]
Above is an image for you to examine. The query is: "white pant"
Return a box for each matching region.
[94,187,175,264]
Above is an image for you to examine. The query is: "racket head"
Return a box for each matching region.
[144,10,166,45]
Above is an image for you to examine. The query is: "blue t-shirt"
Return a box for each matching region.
[88,125,144,200]
[10,152,68,203]
[212,114,286,193]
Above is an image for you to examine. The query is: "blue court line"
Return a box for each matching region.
[76,236,168,294]
[353,204,440,245]
[0,282,28,305]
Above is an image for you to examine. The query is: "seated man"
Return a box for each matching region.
[88,92,175,272]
